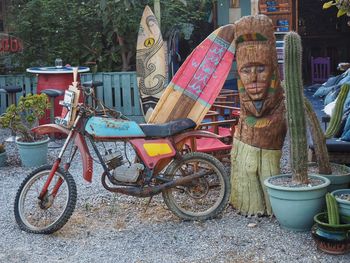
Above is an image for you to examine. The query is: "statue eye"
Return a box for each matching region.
[240,67,252,74]
[256,65,265,73]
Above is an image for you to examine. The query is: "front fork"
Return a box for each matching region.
[38,116,81,200]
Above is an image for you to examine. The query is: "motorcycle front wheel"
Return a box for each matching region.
[14,165,77,234]
[162,152,230,221]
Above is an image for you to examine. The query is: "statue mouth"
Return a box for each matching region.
[246,83,266,94]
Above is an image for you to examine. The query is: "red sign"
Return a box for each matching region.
[0,33,23,53]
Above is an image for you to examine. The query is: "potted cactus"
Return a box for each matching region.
[305,84,350,192]
[0,93,50,167]
[332,189,350,224]
[0,143,6,167]
[264,31,330,231]
[312,193,350,255]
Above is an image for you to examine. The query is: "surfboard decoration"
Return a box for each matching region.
[136,5,167,122]
[148,24,235,125]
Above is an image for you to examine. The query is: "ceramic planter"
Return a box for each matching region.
[0,152,6,167]
[264,174,330,231]
[332,189,350,224]
[16,137,49,167]
[308,162,350,192]
[312,212,350,255]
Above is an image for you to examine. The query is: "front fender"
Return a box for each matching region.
[173,130,222,145]
[32,124,93,182]
[32,124,70,136]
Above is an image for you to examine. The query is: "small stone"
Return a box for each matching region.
[248,223,257,228]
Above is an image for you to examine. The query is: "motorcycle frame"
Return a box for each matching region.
[33,111,224,199]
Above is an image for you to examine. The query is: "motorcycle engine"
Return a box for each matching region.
[103,147,144,183]
[113,163,144,183]
[103,149,124,170]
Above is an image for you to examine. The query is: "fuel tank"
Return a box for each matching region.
[85,116,145,139]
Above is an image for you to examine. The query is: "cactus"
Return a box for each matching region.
[326,193,340,225]
[325,83,350,139]
[304,98,332,175]
[283,31,308,184]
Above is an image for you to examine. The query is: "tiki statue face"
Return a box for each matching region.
[239,63,271,100]
[236,43,273,101]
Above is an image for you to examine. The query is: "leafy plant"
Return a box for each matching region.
[323,0,350,17]
[0,93,50,142]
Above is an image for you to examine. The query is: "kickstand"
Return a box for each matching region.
[144,196,153,213]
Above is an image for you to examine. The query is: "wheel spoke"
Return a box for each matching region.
[162,153,229,220]
[14,165,77,234]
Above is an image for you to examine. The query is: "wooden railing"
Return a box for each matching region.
[0,71,145,123]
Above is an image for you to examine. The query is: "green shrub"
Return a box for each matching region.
[0,93,50,142]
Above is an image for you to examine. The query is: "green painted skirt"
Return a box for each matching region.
[230,139,282,216]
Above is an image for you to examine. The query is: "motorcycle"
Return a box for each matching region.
[14,71,230,234]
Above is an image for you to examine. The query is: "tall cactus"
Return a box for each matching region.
[284,32,309,184]
[304,97,332,175]
[325,83,350,138]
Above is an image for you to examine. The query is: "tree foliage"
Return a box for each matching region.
[6,0,213,72]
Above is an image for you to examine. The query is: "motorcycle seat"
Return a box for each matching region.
[139,118,196,138]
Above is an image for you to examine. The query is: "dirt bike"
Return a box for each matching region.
[14,71,230,234]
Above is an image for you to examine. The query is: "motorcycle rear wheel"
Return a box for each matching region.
[162,152,230,221]
[14,165,77,234]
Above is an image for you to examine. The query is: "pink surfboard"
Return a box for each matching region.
[148,24,235,125]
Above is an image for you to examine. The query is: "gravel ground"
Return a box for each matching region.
[0,128,349,263]
[1,88,350,263]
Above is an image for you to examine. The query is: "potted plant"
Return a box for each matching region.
[0,143,6,167]
[312,193,350,254]
[332,189,350,224]
[0,93,50,167]
[264,31,330,231]
[305,83,350,192]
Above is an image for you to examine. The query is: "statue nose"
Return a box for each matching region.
[251,68,258,81]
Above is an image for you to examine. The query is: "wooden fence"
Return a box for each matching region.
[0,71,145,123]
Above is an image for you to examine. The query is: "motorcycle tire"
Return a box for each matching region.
[14,165,77,234]
[162,152,230,221]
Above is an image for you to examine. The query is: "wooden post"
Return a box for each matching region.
[230,15,287,216]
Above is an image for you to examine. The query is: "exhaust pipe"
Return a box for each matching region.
[101,172,202,197]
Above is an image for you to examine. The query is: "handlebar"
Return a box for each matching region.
[77,86,129,120]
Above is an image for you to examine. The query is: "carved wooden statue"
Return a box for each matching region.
[231,15,287,216]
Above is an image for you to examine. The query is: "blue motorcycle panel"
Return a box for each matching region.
[85,117,145,138]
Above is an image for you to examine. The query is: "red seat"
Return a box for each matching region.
[207,126,232,138]
[185,89,241,162]
[195,137,232,152]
